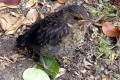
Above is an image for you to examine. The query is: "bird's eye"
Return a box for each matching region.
[74,16,83,20]
[74,16,79,20]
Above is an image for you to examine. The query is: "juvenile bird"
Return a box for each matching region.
[16,4,91,60]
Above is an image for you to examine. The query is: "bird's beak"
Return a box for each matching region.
[79,18,94,22]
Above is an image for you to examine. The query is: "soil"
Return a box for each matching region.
[0,0,120,80]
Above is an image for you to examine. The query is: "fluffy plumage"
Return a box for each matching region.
[16,5,90,58]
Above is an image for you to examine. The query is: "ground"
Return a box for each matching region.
[0,0,120,80]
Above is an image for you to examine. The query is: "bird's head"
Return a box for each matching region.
[16,35,26,49]
[63,5,92,27]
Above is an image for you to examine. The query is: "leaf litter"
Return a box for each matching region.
[0,0,120,80]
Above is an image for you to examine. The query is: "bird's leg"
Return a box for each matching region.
[38,56,57,74]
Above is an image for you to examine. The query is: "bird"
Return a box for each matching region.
[16,4,91,67]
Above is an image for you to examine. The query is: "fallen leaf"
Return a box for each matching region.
[9,54,20,62]
[2,61,9,67]
[5,15,25,35]
[0,6,7,11]
[102,22,120,37]
[52,3,61,10]
[84,0,93,3]
[0,17,8,30]
[78,74,83,79]
[36,14,44,22]
[102,76,109,80]
[84,65,91,69]
[0,63,5,70]
[87,73,94,79]
[0,0,21,5]
[109,53,115,66]
[23,68,50,80]
[84,61,92,66]
[109,53,115,61]
[18,48,28,56]
[56,68,66,78]
[23,8,38,25]
[0,1,20,8]
[57,0,67,3]
[25,0,35,8]
[0,13,23,31]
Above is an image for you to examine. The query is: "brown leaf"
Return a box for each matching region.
[9,54,20,63]
[5,15,25,35]
[84,0,93,3]
[87,73,94,79]
[109,53,115,66]
[84,61,92,66]
[25,0,35,8]
[0,3,19,8]
[102,22,120,37]
[0,17,7,30]
[57,0,67,3]
[78,75,83,79]
[18,48,28,56]
[52,3,61,10]
[84,65,91,69]
[36,14,44,22]
[23,9,38,25]
[0,64,5,70]
[0,6,7,11]
[56,68,66,78]
[0,13,23,31]
[102,76,109,80]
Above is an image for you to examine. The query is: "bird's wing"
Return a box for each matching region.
[36,17,70,46]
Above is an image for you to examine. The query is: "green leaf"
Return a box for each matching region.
[23,68,50,80]
[37,56,59,79]
[30,0,38,3]
[103,17,108,20]
[110,14,116,16]
[63,59,68,63]
[115,50,120,57]
[113,74,120,79]
[99,42,103,47]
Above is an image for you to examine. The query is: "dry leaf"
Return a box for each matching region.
[0,61,10,70]
[25,0,35,8]
[109,53,115,66]
[0,6,7,11]
[9,54,20,63]
[23,8,38,25]
[0,13,23,31]
[56,68,66,78]
[102,22,120,37]
[36,14,44,21]
[2,61,9,67]
[0,64,5,70]
[78,75,83,79]
[87,73,94,79]
[0,0,21,5]
[102,76,109,80]
[57,0,67,3]
[18,48,28,56]
[84,0,93,3]
[0,3,19,8]
[109,53,115,61]
[5,15,25,35]
[0,17,7,30]
[52,3,61,10]
[84,65,91,69]
[84,61,92,66]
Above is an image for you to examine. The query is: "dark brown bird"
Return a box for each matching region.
[16,5,91,59]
